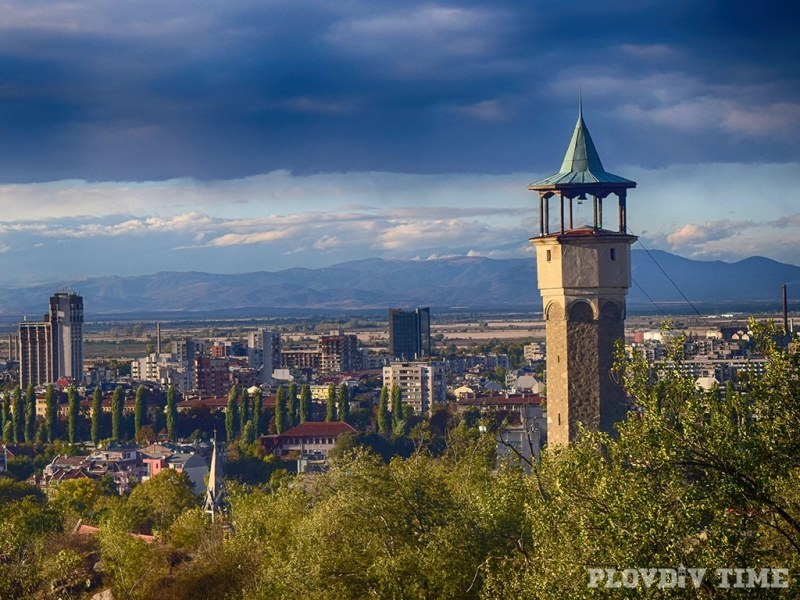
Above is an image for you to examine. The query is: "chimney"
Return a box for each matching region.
[156,322,162,355]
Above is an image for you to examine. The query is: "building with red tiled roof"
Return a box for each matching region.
[263,421,357,457]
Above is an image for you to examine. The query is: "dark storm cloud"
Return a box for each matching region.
[0,0,796,183]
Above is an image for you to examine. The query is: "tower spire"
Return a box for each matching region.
[203,431,226,523]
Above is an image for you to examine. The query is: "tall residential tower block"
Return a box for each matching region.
[529,105,636,445]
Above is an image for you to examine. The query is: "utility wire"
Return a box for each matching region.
[631,277,668,317]
[627,227,705,319]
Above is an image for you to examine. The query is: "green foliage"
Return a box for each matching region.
[239,388,251,434]
[226,386,239,442]
[50,477,106,522]
[326,383,336,422]
[1,389,9,441]
[300,384,312,423]
[166,385,177,440]
[24,384,36,443]
[98,508,169,600]
[111,386,124,442]
[12,386,23,444]
[338,383,350,422]
[288,382,298,427]
[252,388,263,436]
[275,385,287,434]
[91,385,103,445]
[390,384,404,430]
[377,385,390,434]
[6,456,35,480]
[134,384,147,438]
[127,468,198,534]
[67,385,80,443]
[44,384,57,442]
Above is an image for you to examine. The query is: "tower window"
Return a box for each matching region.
[610,248,616,261]
[546,249,552,262]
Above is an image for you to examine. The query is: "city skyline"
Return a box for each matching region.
[0,1,798,283]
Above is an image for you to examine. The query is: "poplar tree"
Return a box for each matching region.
[67,386,79,444]
[91,386,103,445]
[12,386,23,443]
[288,382,298,427]
[134,385,147,438]
[390,384,404,427]
[226,386,239,442]
[338,383,350,422]
[166,385,177,440]
[24,384,36,442]
[377,385,390,435]
[239,388,250,434]
[275,385,287,434]
[326,384,336,422]
[300,384,312,423]
[111,387,124,442]
[44,384,57,442]
[1,390,9,441]
[252,388,263,436]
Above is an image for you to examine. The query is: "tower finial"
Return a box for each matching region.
[578,88,583,119]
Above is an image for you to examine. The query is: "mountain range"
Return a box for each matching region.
[0,250,798,317]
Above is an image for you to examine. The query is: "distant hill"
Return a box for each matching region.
[0,250,798,317]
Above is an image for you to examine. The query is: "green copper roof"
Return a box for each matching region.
[529,105,635,189]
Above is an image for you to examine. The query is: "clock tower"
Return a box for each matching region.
[530,105,636,445]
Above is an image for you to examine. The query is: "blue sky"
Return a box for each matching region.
[0,1,798,283]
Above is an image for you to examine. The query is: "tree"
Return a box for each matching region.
[133,385,147,438]
[326,384,337,422]
[166,385,177,440]
[226,386,239,442]
[275,385,287,434]
[43,385,57,442]
[377,386,390,435]
[11,386,23,444]
[91,386,103,445]
[300,384,312,423]
[111,386,124,442]
[390,384,404,426]
[0,390,8,443]
[288,382,298,427]
[338,383,350,422]
[252,388,263,436]
[127,468,198,534]
[239,388,250,434]
[67,386,79,443]
[24,384,36,442]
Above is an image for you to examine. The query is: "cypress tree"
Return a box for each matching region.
[111,387,124,442]
[44,384,57,442]
[390,384,404,427]
[24,384,36,442]
[166,385,177,440]
[252,388,263,436]
[134,385,147,438]
[300,384,312,423]
[338,383,350,422]
[326,384,336,422]
[275,385,287,434]
[12,386,23,444]
[91,386,103,445]
[377,385,390,435]
[288,382,298,427]
[67,386,79,444]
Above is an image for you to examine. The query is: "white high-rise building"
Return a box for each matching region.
[382,361,446,416]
